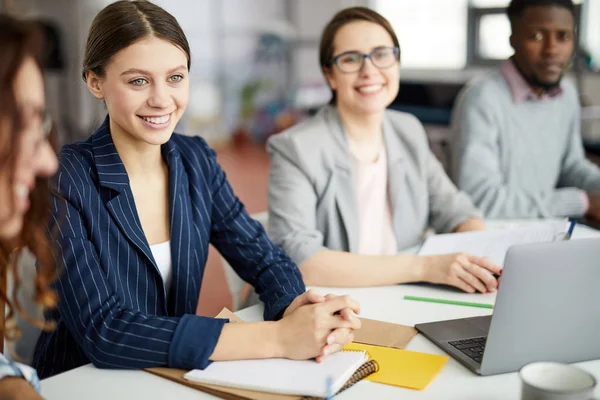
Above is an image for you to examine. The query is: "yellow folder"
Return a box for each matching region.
[343,342,448,390]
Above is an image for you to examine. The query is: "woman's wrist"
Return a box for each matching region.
[393,253,428,283]
[270,320,287,359]
[413,254,430,282]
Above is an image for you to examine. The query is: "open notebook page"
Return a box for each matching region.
[418,220,568,267]
[183,350,367,397]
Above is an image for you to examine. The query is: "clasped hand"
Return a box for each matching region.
[279,290,361,362]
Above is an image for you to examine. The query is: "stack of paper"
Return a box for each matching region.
[418,220,567,266]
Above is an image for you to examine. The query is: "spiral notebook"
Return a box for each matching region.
[183,349,368,398]
[147,359,378,400]
[144,308,389,399]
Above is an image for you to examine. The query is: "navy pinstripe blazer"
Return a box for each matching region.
[33,119,305,378]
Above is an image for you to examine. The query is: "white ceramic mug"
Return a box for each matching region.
[520,362,597,400]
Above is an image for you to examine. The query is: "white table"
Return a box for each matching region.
[41,221,600,399]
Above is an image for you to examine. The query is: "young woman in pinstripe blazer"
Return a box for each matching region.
[32,1,360,379]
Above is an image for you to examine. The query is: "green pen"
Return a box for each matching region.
[404,295,494,309]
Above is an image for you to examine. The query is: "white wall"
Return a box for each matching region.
[12,0,114,142]
[291,0,368,85]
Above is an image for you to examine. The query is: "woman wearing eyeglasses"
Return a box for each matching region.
[267,7,502,292]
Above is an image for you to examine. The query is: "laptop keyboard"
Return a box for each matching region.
[448,336,487,364]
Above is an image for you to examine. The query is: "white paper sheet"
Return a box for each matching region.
[418,220,568,267]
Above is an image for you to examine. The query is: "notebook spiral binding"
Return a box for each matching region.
[301,349,379,400]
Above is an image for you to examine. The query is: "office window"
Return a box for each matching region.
[377,0,592,68]
[374,0,469,69]
[582,0,600,59]
[471,0,585,6]
[468,0,585,65]
[477,14,512,60]
[470,0,508,6]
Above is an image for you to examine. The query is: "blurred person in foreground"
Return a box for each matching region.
[0,14,59,400]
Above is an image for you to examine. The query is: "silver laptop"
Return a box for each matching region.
[415,238,600,376]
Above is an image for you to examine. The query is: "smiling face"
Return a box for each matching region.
[86,35,189,147]
[0,57,58,239]
[324,20,400,117]
[510,6,575,89]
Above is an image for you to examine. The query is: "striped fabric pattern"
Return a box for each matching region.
[33,119,305,379]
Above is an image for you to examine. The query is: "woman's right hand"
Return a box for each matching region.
[420,253,501,293]
[275,296,360,361]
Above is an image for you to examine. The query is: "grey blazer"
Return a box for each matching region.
[266,105,481,266]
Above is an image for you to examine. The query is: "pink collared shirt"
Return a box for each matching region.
[500,59,563,104]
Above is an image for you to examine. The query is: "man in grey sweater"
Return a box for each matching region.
[451,0,600,220]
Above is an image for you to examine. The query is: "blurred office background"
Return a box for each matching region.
[2,0,599,320]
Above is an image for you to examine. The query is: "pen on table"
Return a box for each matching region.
[325,376,333,400]
[563,220,576,240]
[404,295,494,309]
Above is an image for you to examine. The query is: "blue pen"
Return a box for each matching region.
[325,376,333,400]
[564,220,576,240]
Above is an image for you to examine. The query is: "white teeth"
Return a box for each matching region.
[142,115,170,124]
[357,85,383,93]
[15,183,29,199]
